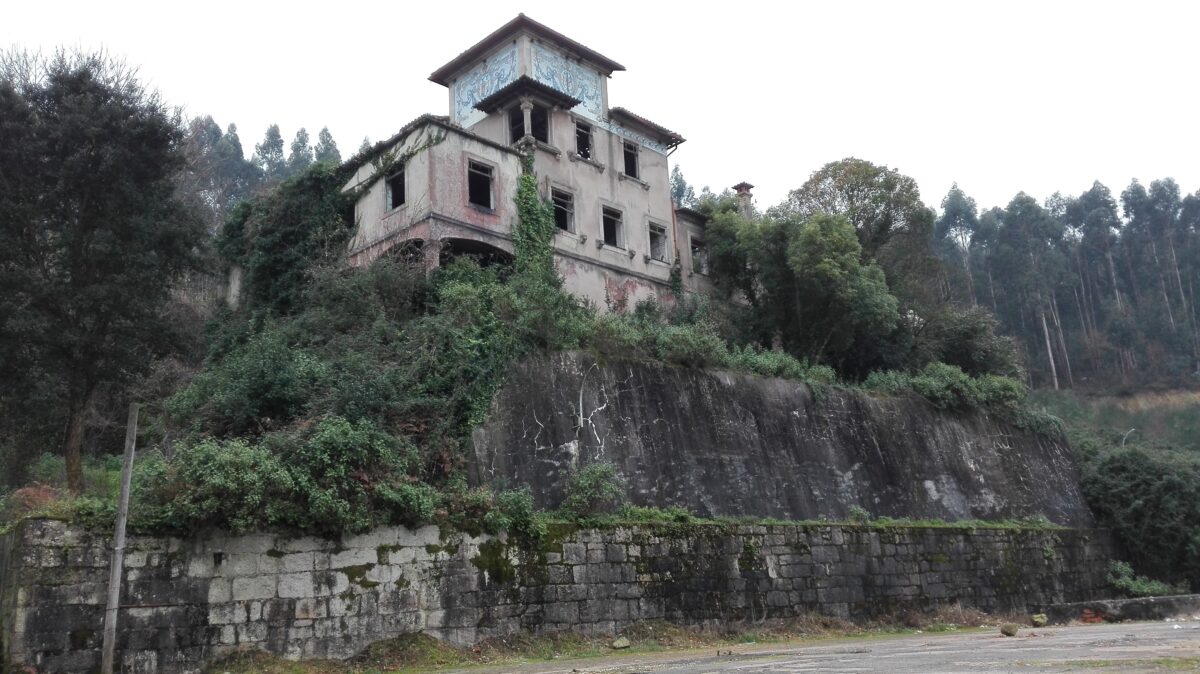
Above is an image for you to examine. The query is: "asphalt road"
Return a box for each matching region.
[456,621,1200,674]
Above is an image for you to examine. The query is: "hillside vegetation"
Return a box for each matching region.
[2,54,1196,595]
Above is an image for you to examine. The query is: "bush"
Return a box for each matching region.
[375,482,440,527]
[864,363,1028,416]
[910,362,980,409]
[165,438,299,533]
[654,324,728,368]
[167,325,327,436]
[587,314,653,360]
[561,462,626,520]
[273,416,416,535]
[725,346,835,383]
[1106,561,1188,598]
[1082,447,1200,590]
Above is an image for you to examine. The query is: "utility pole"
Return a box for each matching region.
[102,403,139,674]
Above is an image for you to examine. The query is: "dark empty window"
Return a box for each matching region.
[623,141,639,179]
[649,224,667,261]
[691,237,708,274]
[530,106,549,143]
[509,104,549,143]
[575,121,592,159]
[552,188,574,231]
[468,161,493,209]
[508,107,524,143]
[602,207,623,247]
[387,171,405,210]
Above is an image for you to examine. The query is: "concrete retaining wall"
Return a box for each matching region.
[1,519,1114,673]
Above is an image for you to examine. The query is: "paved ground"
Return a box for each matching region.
[454,621,1200,674]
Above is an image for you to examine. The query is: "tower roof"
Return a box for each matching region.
[429,14,626,86]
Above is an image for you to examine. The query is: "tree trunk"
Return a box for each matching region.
[1106,251,1124,313]
[1041,307,1060,390]
[988,269,998,313]
[1051,294,1074,387]
[1149,240,1177,331]
[63,392,89,494]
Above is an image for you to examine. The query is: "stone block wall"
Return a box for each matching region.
[1,519,1114,673]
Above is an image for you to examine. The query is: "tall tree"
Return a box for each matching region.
[936,184,979,305]
[670,164,696,207]
[0,51,205,491]
[253,124,286,182]
[313,126,341,165]
[774,157,927,260]
[181,116,260,232]
[287,127,313,176]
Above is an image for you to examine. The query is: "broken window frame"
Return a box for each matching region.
[622,141,639,179]
[551,187,575,232]
[467,160,494,210]
[648,222,668,262]
[575,121,593,160]
[602,206,624,248]
[690,236,708,275]
[386,170,405,210]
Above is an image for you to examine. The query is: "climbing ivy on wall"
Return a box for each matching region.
[512,156,556,278]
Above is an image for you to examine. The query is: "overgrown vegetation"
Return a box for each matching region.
[1034,391,1200,592]
[0,148,1064,539]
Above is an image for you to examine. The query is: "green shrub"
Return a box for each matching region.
[561,462,627,520]
[375,482,440,527]
[165,438,299,533]
[613,504,696,524]
[654,324,728,368]
[495,487,544,540]
[724,345,836,384]
[863,370,913,395]
[587,314,653,360]
[1083,447,1200,590]
[272,416,416,535]
[1106,561,1188,597]
[167,325,327,436]
[910,362,980,409]
[864,364,1028,417]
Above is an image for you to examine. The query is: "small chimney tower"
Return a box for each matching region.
[732,182,754,218]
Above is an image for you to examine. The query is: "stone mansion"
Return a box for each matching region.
[341,14,742,308]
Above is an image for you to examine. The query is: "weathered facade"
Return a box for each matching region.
[343,15,716,308]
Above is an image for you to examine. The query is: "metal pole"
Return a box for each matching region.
[102,402,139,674]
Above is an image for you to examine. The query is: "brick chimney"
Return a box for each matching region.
[733,182,754,218]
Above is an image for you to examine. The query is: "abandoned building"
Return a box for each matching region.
[341,14,740,308]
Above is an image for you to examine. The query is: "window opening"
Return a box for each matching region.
[552,188,574,231]
[602,207,623,247]
[649,224,667,261]
[387,170,405,210]
[468,161,493,209]
[575,121,592,159]
[530,106,549,143]
[508,107,524,143]
[623,141,639,179]
[691,237,708,274]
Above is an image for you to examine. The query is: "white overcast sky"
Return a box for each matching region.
[7,0,1199,213]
